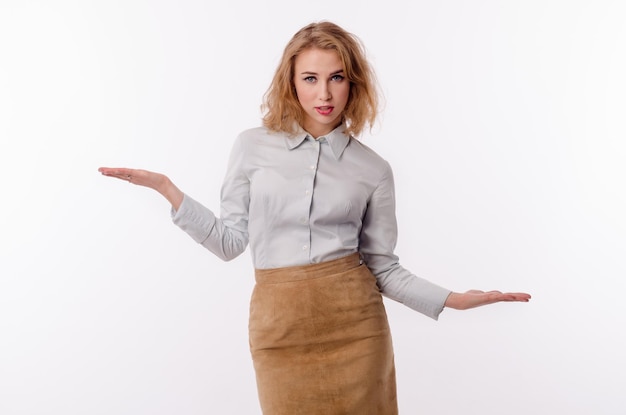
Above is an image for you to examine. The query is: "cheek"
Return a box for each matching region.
[294,86,311,104]
[336,85,350,106]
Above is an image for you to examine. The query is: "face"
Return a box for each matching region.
[293,48,350,138]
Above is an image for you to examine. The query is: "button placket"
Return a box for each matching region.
[301,139,321,259]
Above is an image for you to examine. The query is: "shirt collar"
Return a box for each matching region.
[284,124,351,160]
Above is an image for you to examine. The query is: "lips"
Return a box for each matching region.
[315,106,334,115]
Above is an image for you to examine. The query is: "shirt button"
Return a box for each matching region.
[309,165,315,170]
[305,190,311,195]
[299,217,307,224]
[302,245,308,250]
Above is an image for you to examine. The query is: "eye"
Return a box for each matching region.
[303,76,317,83]
[331,74,345,82]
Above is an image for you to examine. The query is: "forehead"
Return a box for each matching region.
[294,48,343,72]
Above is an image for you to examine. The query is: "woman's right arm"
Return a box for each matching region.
[99,136,250,261]
[98,162,249,261]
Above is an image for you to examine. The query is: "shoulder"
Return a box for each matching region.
[234,126,287,148]
[237,126,271,139]
[345,137,393,177]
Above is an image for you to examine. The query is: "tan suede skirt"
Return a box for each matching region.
[249,253,398,415]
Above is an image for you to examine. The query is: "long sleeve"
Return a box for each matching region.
[359,161,451,320]
[171,135,249,261]
[170,125,451,318]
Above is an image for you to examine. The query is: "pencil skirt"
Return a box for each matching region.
[249,253,398,415]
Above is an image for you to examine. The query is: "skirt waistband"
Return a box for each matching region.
[254,253,362,284]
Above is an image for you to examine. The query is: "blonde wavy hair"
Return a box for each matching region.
[262,21,379,138]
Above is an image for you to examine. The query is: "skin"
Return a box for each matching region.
[293,48,350,138]
[98,168,184,210]
[98,48,531,310]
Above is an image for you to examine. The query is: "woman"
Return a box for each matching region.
[99,21,530,415]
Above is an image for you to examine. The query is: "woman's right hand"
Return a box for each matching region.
[98,167,184,210]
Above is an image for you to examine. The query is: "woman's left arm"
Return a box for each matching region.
[360,161,530,318]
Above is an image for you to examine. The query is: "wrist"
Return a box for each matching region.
[444,292,461,309]
[158,176,184,210]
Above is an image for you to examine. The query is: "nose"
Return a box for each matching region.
[319,82,331,101]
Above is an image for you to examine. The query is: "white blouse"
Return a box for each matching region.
[172,125,451,319]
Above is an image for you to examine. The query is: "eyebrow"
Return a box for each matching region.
[300,69,345,76]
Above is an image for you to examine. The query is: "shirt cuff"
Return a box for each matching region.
[401,278,451,320]
[171,194,217,244]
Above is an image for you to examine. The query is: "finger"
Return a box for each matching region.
[100,172,134,183]
[507,293,532,301]
[101,174,131,182]
[98,167,137,182]
[99,167,132,176]
[497,293,531,302]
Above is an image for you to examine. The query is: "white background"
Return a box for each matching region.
[1,1,625,414]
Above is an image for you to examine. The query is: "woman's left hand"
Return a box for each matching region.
[444,290,531,310]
